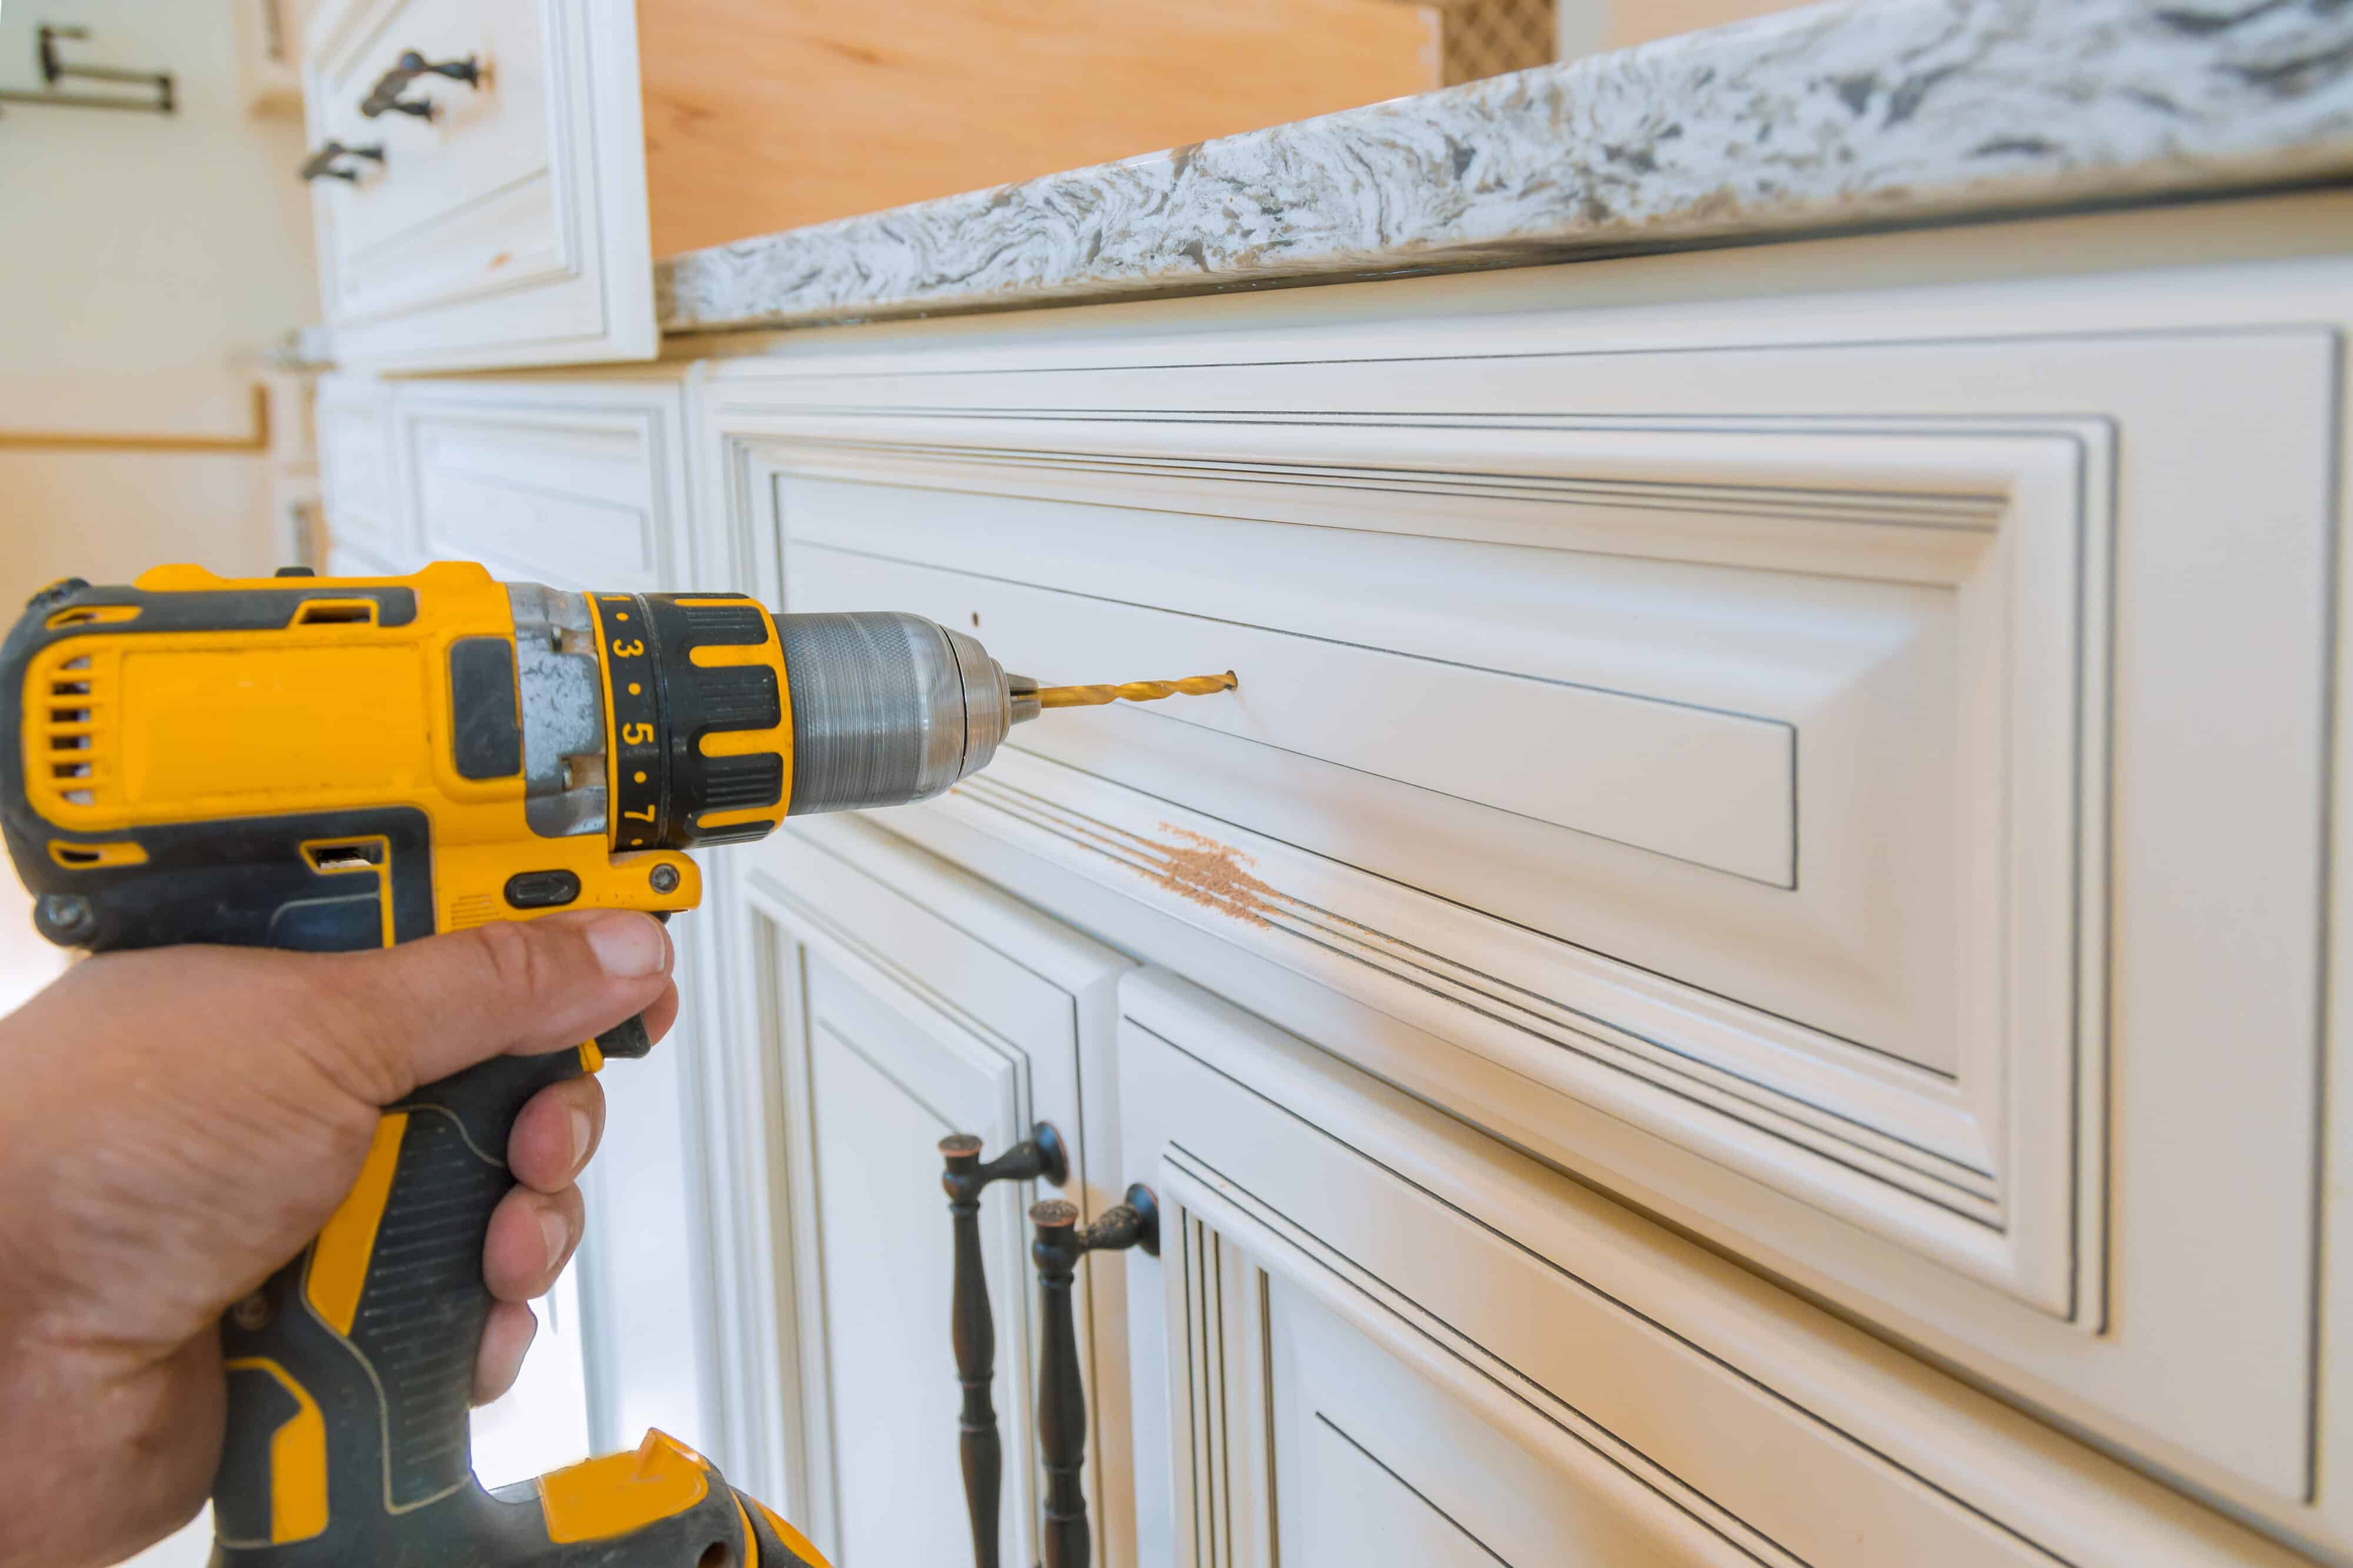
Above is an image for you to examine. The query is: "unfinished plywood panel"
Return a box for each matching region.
[637,0,1439,256]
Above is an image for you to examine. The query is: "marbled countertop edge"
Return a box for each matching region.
[656,0,2353,336]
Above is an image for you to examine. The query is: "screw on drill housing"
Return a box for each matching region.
[34,892,95,945]
[649,862,681,894]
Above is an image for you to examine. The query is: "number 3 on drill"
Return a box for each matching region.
[611,638,645,658]
[619,722,655,745]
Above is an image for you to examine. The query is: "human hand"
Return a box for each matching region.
[0,910,677,1568]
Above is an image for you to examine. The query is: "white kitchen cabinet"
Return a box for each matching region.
[1119,967,2304,1568]
[314,372,406,565]
[350,367,732,1467]
[696,246,2353,1560]
[392,371,716,592]
[701,816,1136,1565]
[302,0,654,371]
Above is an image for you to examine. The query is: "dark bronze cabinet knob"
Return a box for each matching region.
[361,50,482,120]
[298,139,385,182]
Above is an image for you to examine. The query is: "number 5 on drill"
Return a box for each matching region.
[620,721,654,745]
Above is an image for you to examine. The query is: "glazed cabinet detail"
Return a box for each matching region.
[698,259,2352,1559]
[701,818,1138,1567]
[302,0,656,369]
[1119,970,2301,1568]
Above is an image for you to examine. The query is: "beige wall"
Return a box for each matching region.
[0,9,317,1342]
[0,0,318,601]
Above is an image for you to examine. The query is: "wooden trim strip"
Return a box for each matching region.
[0,382,271,453]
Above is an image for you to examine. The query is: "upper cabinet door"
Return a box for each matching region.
[303,0,655,371]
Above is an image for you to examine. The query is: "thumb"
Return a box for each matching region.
[310,910,674,1094]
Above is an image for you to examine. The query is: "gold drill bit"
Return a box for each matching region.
[1035,670,1238,709]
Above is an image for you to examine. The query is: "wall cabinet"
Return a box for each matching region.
[296,0,1460,372]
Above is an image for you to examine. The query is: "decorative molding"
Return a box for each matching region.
[305,0,655,371]
[700,310,2341,1512]
[724,402,2110,1320]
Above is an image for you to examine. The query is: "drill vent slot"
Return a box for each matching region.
[303,838,387,873]
[292,599,378,626]
[31,654,109,813]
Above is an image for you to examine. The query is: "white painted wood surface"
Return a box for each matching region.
[314,373,405,562]
[351,213,2353,1566]
[702,250,2348,1546]
[702,818,1136,1563]
[393,374,707,592]
[302,0,654,371]
[1122,967,2308,1568]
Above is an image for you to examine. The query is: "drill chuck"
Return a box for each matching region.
[774,610,1032,815]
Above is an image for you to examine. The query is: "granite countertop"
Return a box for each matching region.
[656,0,2353,337]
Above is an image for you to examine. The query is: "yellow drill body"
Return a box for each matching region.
[1,559,1235,1568]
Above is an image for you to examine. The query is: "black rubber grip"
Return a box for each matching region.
[374,1052,588,1505]
[214,1048,586,1560]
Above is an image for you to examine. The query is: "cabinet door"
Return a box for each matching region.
[381,373,726,1463]
[392,375,714,593]
[1120,968,2304,1568]
[710,817,1134,1565]
[302,0,654,371]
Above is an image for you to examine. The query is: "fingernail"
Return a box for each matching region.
[539,1208,572,1272]
[585,912,667,978]
[568,1107,594,1171]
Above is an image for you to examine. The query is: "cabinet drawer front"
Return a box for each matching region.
[1121,970,2302,1568]
[395,383,691,592]
[304,0,652,371]
[712,313,2337,1511]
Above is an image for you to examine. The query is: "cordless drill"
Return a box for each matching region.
[0,561,1232,1568]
